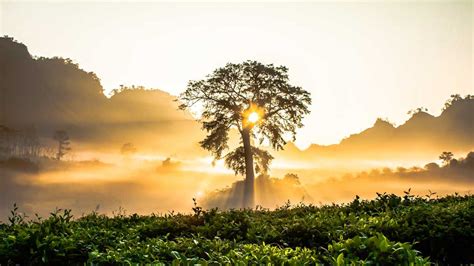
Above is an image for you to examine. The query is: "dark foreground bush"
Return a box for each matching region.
[1,193,472,265]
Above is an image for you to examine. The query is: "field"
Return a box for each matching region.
[1,193,473,265]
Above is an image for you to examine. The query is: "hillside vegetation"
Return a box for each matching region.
[2,36,473,161]
[1,193,472,265]
[0,36,202,154]
[281,95,474,162]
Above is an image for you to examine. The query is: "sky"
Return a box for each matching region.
[1,1,472,148]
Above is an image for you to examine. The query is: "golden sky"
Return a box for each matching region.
[1,1,472,148]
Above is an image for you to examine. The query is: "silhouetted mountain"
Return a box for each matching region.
[2,37,472,162]
[0,37,106,128]
[0,36,202,156]
[306,151,474,203]
[280,96,474,162]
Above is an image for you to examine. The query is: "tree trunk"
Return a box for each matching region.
[241,128,255,208]
[57,141,62,161]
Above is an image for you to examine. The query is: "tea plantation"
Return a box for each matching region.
[1,193,472,265]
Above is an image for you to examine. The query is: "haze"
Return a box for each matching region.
[1,1,473,221]
[1,1,472,147]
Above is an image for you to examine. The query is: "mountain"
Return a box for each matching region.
[0,36,202,156]
[279,96,474,162]
[0,37,107,128]
[2,36,472,162]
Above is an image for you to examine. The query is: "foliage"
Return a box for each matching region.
[109,85,149,97]
[179,61,312,207]
[439,151,454,165]
[442,94,473,111]
[178,61,311,182]
[1,194,473,265]
[53,130,71,161]
[325,233,428,265]
[407,107,428,115]
[224,146,274,175]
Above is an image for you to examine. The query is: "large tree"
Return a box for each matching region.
[179,61,311,208]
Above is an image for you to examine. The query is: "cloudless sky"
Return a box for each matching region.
[1,1,472,148]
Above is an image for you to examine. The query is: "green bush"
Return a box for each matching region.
[1,194,472,265]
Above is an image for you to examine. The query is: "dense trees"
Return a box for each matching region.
[407,107,428,115]
[442,94,473,111]
[0,126,42,160]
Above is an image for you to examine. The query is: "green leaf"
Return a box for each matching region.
[336,253,345,266]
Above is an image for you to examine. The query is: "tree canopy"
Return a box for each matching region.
[179,60,311,173]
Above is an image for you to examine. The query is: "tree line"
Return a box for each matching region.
[0,126,71,161]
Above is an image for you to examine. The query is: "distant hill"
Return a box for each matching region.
[0,37,106,128]
[279,95,474,162]
[0,36,202,156]
[2,36,472,162]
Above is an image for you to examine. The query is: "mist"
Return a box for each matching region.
[2,150,472,222]
[0,155,238,221]
[1,36,473,222]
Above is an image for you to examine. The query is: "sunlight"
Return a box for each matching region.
[248,111,260,123]
[243,103,265,127]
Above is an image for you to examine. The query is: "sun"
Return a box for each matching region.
[248,111,260,123]
[195,191,204,198]
[243,104,265,127]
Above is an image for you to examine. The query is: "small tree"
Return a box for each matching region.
[120,143,137,156]
[439,151,453,166]
[179,61,311,208]
[53,130,71,161]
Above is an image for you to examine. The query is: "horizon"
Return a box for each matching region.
[2,1,472,147]
[4,35,469,150]
[1,33,473,217]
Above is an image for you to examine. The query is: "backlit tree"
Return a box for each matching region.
[53,130,71,161]
[439,151,454,166]
[179,61,311,208]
